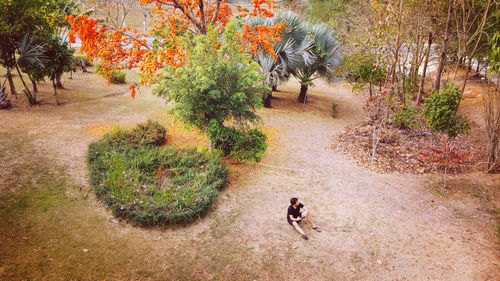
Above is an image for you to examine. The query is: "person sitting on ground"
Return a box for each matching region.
[287,197,321,240]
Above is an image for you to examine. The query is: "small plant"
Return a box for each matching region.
[331,102,339,118]
[110,71,126,84]
[423,83,469,138]
[208,123,267,162]
[389,105,419,129]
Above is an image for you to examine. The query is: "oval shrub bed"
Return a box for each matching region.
[87,120,228,226]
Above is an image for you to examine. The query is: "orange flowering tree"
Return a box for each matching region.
[65,0,284,96]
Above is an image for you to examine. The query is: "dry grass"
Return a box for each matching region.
[0,70,499,280]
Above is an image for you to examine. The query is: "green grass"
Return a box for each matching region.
[88,120,229,226]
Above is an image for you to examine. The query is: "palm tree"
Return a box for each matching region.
[247,12,307,107]
[293,24,341,103]
[14,34,47,105]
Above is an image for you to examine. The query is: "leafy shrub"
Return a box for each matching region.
[74,55,93,66]
[110,71,126,84]
[87,121,228,226]
[423,83,469,138]
[390,106,419,129]
[331,102,338,118]
[348,63,387,92]
[208,123,267,162]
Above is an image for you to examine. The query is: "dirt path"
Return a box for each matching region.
[0,73,498,280]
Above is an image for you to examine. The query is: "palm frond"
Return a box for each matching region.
[17,34,47,69]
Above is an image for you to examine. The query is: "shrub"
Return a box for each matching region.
[74,55,93,66]
[390,106,419,129]
[153,23,266,138]
[102,120,166,150]
[87,121,228,226]
[110,71,126,84]
[423,83,469,138]
[331,102,339,118]
[208,123,267,162]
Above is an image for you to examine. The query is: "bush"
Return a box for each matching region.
[331,102,339,118]
[74,55,93,66]
[110,71,126,84]
[87,121,228,226]
[390,106,419,129]
[208,123,267,162]
[102,120,166,150]
[423,83,469,138]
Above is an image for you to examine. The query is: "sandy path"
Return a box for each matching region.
[1,73,498,280]
[225,79,499,280]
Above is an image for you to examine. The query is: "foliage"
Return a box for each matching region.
[423,83,469,138]
[489,32,500,79]
[248,12,305,89]
[0,0,56,68]
[21,36,77,100]
[293,23,342,102]
[87,121,228,226]
[0,0,77,104]
[389,105,419,130]
[65,0,283,96]
[208,123,267,162]
[154,23,267,138]
[110,71,127,84]
[419,137,470,188]
[331,102,338,118]
[348,63,386,93]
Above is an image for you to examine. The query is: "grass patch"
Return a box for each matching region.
[88,120,228,226]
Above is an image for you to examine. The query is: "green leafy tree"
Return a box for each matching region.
[0,0,76,104]
[423,83,469,138]
[39,37,76,104]
[154,22,268,154]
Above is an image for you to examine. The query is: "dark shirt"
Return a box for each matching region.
[287,203,304,220]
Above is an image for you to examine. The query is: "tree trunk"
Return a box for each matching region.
[15,65,35,105]
[81,59,88,73]
[390,0,404,84]
[53,79,60,105]
[411,27,422,85]
[272,84,277,91]
[263,91,272,108]
[56,75,64,89]
[6,68,16,96]
[461,0,491,93]
[434,0,454,91]
[417,32,433,104]
[28,74,38,104]
[298,84,308,103]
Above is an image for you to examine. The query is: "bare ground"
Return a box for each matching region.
[0,71,498,280]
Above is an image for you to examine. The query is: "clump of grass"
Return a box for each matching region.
[87,120,228,226]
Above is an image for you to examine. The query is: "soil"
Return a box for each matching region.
[0,70,499,280]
